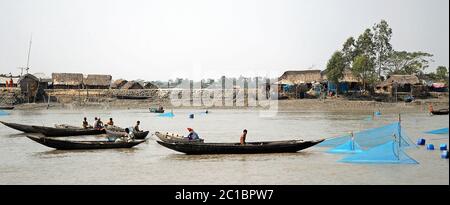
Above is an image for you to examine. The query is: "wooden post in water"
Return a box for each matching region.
[221,76,225,107]
[255,77,259,103]
[244,77,248,107]
[190,80,193,106]
[233,78,237,107]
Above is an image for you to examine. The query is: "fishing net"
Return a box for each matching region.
[158,112,175,117]
[424,128,449,135]
[318,122,414,149]
[339,140,418,164]
[327,139,363,154]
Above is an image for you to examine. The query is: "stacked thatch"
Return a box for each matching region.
[52,73,84,89]
[111,79,128,89]
[143,82,158,89]
[84,74,112,89]
[378,75,420,87]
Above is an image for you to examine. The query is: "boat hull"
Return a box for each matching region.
[431,109,449,115]
[0,121,37,133]
[26,135,145,150]
[106,130,150,140]
[31,125,106,137]
[156,139,324,155]
[155,132,204,143]
[0,106,14,110]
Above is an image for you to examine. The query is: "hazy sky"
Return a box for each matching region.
[0,0,448,81]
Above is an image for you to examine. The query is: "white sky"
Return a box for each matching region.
[0,0,448,81]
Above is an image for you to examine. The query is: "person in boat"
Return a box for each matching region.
[240,129,247,145]
[159,106,164,112]
[134,121,141,132]
[94,117,104,130]
[93,117,99,128]
[115,128,134,142]
[186,128,200,140]
[82,117,89,129]
[106,118,114,126]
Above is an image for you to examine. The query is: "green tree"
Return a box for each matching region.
[325,51,346,95]
[355,29,375,58]
[352,54,376,91]
[385,51,434,75]
[435,66,449,82]
[342,37,357,67]
[373,20,393,78]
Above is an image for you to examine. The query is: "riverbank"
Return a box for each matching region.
[12,97,449,114]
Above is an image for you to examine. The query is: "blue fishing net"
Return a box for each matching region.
[318,122,414,149]
[0,110,9,116]
[339,140,418,164]
[424,128,449,135]
[327,139,363,154]
[158,112,175,117]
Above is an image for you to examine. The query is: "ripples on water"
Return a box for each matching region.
[0,109,448,184]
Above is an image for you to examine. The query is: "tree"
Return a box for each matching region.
[385,51,434,75]
[325,51,346,95]
[373,20,393,78]
[435,66,449,83]
[352,54,376,91]
[355,29,375,58]
[342,37,357,67]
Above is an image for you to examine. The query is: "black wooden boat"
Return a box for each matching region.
[155,131,204,143]
[0,121,37,133]
[431,109,449,115]
[156,139,324,155]
[26,135,146,150]
[106,130,150,140]
[31,125,106,137]
[0,106,14,110]
[116,95,150,100]
[149,108,165,113]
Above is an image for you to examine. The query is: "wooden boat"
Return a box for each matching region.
[0,106,14,110]
[431,109,449,115]
[116,95,149,100]
[0,121,37,133]
[156,139,325,155]
[31,125,106,137]
[26,135,146,150]
[105,130,150,140]
[155,131,204,143]
[149,108,165,113]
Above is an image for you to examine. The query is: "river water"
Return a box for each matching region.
[0,108,448,184]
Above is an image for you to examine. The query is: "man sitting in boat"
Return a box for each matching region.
[115,128,134,142]
[106,118,114,126]
[93,117,104,130]
[186,128,200,140]
[82,117,89,129]
[240,129,247,145]
[134,121,141,132]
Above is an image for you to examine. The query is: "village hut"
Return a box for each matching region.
[84,74,112,89]
[52,73,83,89]
[111,79,128,89]
[143,82,158,89]
[121,81,144,89]
[322,69,362,94]
[375,75,423,97]
[276,70,323,98]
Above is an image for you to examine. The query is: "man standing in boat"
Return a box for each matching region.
[240,129,247,145]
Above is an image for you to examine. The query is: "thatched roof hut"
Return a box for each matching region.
[143,82,158,89]
[121,81,144,89]
[378,75,420,87]
[322,69,360,83]
[279,70,322,84]
[52,73,83,89]
[111,79,128,89]
[84,74,112,89]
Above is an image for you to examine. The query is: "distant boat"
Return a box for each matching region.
[115,95,150,100]
[0,106,14,110]
[149,107,164,113]
[431,108,449,115]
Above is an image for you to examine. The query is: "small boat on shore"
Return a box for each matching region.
[26,135,146,150]
[116,95,150,100]
[155,131,204,143]
[31,125,106,137]
[106,130,150,140]
[431,109,449,115]
[156,139,324,155]
[149,108,165,113]
[0,106,14,110]
[0,121,38,133]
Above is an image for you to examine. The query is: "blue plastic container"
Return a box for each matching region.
[440,144,447,151]
[426,144,435,150]
[189,114,194,119]
[416,138,426,146]
[441,151,449,159]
